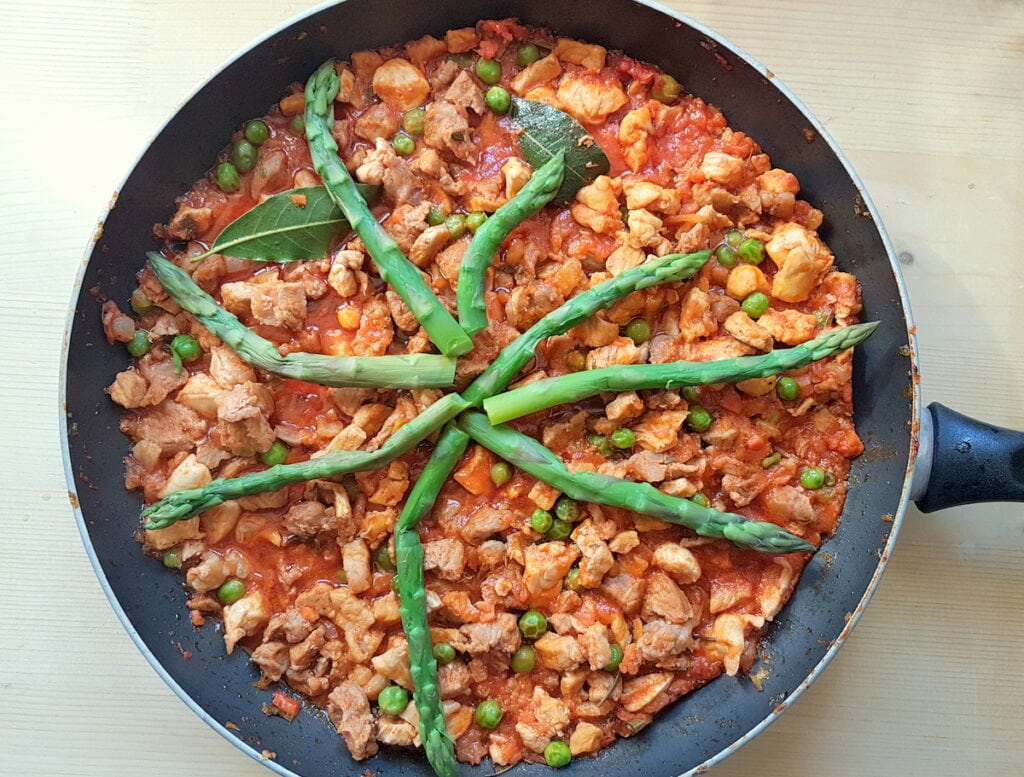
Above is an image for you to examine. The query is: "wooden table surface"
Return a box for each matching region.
[2,0,1022,774]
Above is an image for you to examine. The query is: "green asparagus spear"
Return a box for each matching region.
[393,423,469,777]
[483,322,879,423]
[464,250,711,404]
[141,393,469,529]
[148,253,455,388]
[304,61,473,358]
[457,153,565,335]
[459,411,815,554]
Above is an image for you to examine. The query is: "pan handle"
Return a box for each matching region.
[913,403,1024,512]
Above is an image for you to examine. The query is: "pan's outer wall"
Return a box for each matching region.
[64,0,915,775]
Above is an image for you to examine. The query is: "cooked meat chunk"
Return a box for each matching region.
[328,682,378,760]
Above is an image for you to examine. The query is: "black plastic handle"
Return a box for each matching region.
[915,403,1024,513]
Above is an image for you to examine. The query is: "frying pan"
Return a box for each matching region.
[60,0,1024,775]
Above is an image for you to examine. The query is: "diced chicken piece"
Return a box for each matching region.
[409,224,451,268]
[215,381,275,458]
[726,263,771,301]
[632,410,687,454]
[369,460,410,506]
[355,138,418,203]
[209,346,256,388]
[605,391,644,422]
[459,505,513,543]
[764,484,816,524]
[641,573,694,624]
[158,454,212,498]
[766,222,834,303]
[556,76,628,125]
[553,38,606,69]
[452,613,521,655]
[250,281,307,330]
[405,33,447,64]
[722,470,765,508]
[372,58,430,110]
[723,311,773,352]
[445,27,478,53]
[498,157,531,200]
[585,337,639,370]
[354,102,400,142]
[505,281,563,330]
[423,538,467,581]
[283,501,336,539]
[351,297,394,357]
[619,672,673,712]
[709,579,754,613]
[328,682,379,760]
[136,351,189,406]
[624,208,667,251]
[219,281,254,317]
[185,550,230,592]
[376,713,419,747]
[579,623,612,670]
[444,69,486,114]
[516,721,552,754]
[605,244,645,276]
[700,151,746,187]
[759,558,796,620]
[573,520,614,588]
[678,286,718,343]
[623,180,682,213]
[819,271,862,324]
[758,168,800,194]
[176,373,222,420]
[383,288,418,332]
[623,450,668,482]
[251,641,289,682]
[144,516,202,552]
[651,543,702,584]
[510,54,562,95]
[571,175,621,234]
[531,686,571,736]
[200,500,241,544]
[438,660,472,698]
[341,539,372,593]
[757,309,818,345]
[708,613,765,675]
[371,639,413,689]
[534,632,584,671]
[636,619,693,663]
[542,411,586,454]
[599,573,646,614]
[328,249,366,298]
[523,541,580,595]
[571,313,619,348]
[120,400,207,454]
[618,103,657,172]
[569,722,604,755]
[166,205,212,241]
[608,530,640,554]
[424,100,475,162]
[222,590,269,654]
[108,370,148,409]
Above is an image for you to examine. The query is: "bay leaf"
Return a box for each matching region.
[509,97,611,205]
[200,184,380,262]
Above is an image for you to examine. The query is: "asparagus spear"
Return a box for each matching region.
[464,250,711,404]
[148,253,455,388]
[457,153,565,335]
[459,411,815,554]
[393,423,469,777]
[304,61,473,358]
[141,393,469,528]
[483,322,879,423]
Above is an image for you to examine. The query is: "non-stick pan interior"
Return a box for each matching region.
[63,0,916,774]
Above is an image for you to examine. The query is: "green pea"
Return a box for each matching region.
[725,228,744,247]
[391,133,415,156]
[625,318,651,345]
[465,211,488,233]
[762,452,782,468]
[588,434,613,457]
[171,334,201,362]
[544,741,572,768]
[566,350,586,372]
[402,107,425,136]
[130,288,153,314]
[517,43,541,66]
[554,496,580,523]
[260,440,288,466]
[444,213,467,239]
[162,550,182,569]
[474,699,503,729]
[475,58,502,85]
[530,509,553,534]
[243,119,269,146]
[610,428,635,449]
[231,139,257,173]
[603,643,624,672]
[289,115,306,133]
[776,377,800,401]
[686,406,713,433]
[738,237,766,265]
[378,684,409,716]
[127,330,150,357]
[217,578,246,605]
[510,645,536,673]
[546,518,572,540]
[426,207,447,226]
[375,544,396,573]
[741,292,770,319]
[800,467,826,490]
[690,492,710,508]
[485,85,511,114]
[491,461,513,487]
[565,566,583,592]
[651,74,682,104]
[432,642,456,664]
[517,610,548,639]
[215,161,241,193]
[715,243,738,268]
[682,386,701,403]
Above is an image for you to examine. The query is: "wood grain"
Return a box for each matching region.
[1,1,1021,775]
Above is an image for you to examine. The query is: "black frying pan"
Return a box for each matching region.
[61,1,1024,775]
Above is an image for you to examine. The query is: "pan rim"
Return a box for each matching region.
[59,1,923,775]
